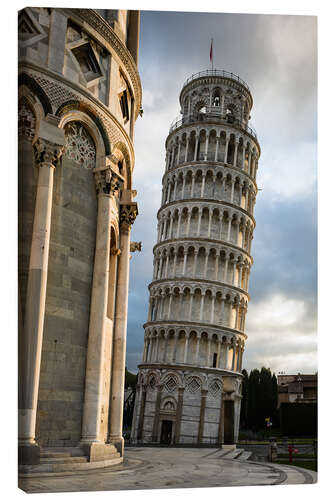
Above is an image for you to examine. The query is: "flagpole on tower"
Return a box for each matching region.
[210,38,213,71]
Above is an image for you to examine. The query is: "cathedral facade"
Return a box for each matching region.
[18,8,141,471]
[131,70,260,446]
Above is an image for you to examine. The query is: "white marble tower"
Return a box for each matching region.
[131,69,260,446]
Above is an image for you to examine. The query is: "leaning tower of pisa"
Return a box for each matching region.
[131,69,260,447]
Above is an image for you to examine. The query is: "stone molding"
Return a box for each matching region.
[137,363,243,380]
[149,278,249,300]
[143,320,247,340]
[153,237,253,262]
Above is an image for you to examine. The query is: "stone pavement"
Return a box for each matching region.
[18,446,317,493]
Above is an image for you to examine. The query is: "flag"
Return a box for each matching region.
[210,40,213,62]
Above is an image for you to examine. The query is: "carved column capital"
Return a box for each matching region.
[94,166,124,196]
[120,202,138,230]
[130,242,142,252]
[34,138,64,168]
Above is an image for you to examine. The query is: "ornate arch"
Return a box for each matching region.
[56,100,110,156]
[18,72,52,116]
[112,141,132,190]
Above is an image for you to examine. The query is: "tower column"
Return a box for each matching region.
[233,141,239,167]
[182,175,186,198]
[172,331,179,362]
[185,137,190,162]
[189,291,194,320]
[80,165,125,457]
[201,173,206,198]
[224,137,230,163]
[215,138,220,161]
[183,333,190,363]
[195,334,201,364]
[19,120,65,465]
[108,199,138,455]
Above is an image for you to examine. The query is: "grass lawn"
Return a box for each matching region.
[275,459,317,472]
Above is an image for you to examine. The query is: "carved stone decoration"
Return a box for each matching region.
[185,376,201,394]
[18,99,36,141]
[119,202,138,230]
[164,375,178,393]
[34,138,64,167]
[208,379,222,399]
[94,167,124,195]
[64,122,96,169]
[130,242,142,252]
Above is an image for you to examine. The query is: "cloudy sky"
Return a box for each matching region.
[125,10,317,376]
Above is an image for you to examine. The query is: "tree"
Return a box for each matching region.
[242,367,279,430]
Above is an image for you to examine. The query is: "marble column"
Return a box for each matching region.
[204,134,209,161]
[81,165,125,460]
[136,384,147,442]
[108,198,138,455]
[182,250,188,275]
[174,387,185,444]
[201,174,206,198]
[233,141,239,168]
[224,137,229,164]
[195,334,201,364]
[210,294,216,323]
[215,138,220,161]
[215,253,220,281]
[183,333,189,363]
[227,216,232,241]
[185,137,190,162]
[198,389,208,444]
[152,384,163,441]
[19,118,65,465]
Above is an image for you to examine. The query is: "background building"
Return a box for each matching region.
[131,69,260,446]
[18,8,141,471]
[277,373,318,407]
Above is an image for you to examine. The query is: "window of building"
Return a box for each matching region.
[118,73,132,123]
[213,352,217,368]
[119,90,129,121]
[71,43,102,83]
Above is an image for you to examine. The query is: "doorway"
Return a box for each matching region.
[224,400,235,444]
[160,420,173,445]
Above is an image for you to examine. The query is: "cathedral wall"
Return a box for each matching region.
[36,145,97,447]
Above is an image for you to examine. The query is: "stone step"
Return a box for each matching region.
[41,456,88,464]
[40,451,71,458]
[238,451,252,461]
[40,447,85,458]
[224,448,244,459]
[19,456,123,474]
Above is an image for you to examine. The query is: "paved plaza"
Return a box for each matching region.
[19,446,317,493]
